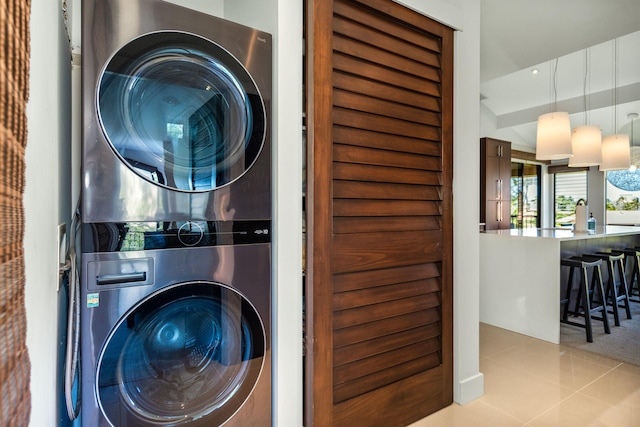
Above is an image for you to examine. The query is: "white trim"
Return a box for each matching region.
[456,373,485,405]
[393,0,464,31]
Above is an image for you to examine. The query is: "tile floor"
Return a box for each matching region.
[410,323,640,426]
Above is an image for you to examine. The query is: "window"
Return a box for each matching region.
[553,171,587,227]
[605,170,640,225]
[510,162,541,228]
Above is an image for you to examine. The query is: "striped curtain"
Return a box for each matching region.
[0,0,32,425]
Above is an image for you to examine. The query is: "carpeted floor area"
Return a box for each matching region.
[560,298,640,366]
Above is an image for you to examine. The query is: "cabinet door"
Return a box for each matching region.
[484,200,510,230]
[480,138,511,230]
[484,200,499,230]
[485,156,501,200]
[499,156,511,200]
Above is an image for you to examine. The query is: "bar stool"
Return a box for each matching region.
[560,256,611,343]
[587,252,632,326]
[618,248,640,303]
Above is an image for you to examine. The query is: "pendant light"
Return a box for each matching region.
[536,58,572,160]
[569,48,602,167]
[600,133,631,171]
[600,38,631,171]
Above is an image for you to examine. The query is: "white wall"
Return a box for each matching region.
[448,0,484,405]
[480,103,532,149]
[25,0,72,425]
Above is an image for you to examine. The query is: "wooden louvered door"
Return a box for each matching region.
[305,0,453,426]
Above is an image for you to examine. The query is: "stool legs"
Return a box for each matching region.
[561,258,610,343]
[624,249,640,303]
[611,255,632,322]
[633,253,640,303]
[596,252,633,326]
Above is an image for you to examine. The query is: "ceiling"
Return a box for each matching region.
[480,0,640,152]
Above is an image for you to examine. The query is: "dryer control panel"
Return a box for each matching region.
[82,220,271,253]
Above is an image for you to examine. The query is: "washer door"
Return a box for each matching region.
[97,31,266,192]
[97,282,265,426]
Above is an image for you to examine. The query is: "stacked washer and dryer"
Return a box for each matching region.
[78,0,272,425]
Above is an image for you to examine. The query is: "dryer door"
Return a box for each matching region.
[96,282,265,426]
[97,32,266,192]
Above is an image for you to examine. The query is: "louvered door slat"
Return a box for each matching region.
[334,89,441,126]
[333,126,441,155]
[334,277,441,310]
[333,16,440,68]
[334,53,440,96]
[333,350,441,403]
[334,323,441,365]
[334,216,441,234]
[332,33,440,80]
[333,181,441,200]
[334,144,441,170]
[334,162,440,185]
[334,73,441,112]
[334,339,439,386]
[334,199,440,217]
[333,293,441,329]
[333,0,441,52]
[334,263,441,293]
[333,308,441,348]
[334,107,441,140]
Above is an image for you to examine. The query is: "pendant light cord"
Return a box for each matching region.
[552,58,559,112]
[583,48,589,125]
[613,39,616,135]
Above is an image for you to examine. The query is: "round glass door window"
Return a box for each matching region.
[97,32,266,192]
[97,283,265,426]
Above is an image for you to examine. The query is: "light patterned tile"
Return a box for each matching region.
[409,400,523,427]
[528,393,639,427]
[488,338,614,390]
[480,323,534,359]
[579,364,640,409]
[480,358,575,423]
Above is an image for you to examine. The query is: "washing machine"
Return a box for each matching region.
[79,0,272,425]
[79,233,271,426]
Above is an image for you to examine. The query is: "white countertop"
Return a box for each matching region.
[482,225,640,241]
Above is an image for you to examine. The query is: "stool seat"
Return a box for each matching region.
[561,256,602,269]
[560,255,610,342]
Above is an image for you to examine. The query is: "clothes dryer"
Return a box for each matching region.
[79,225,271,426]
[82,0,271,223]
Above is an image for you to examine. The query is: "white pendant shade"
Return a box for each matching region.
[599,134,630,171]
[569,125,602,167]
[535,112,573,160]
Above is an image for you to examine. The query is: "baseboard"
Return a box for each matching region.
[454,372,484,405]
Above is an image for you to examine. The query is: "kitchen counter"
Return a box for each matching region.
[484,225,640,241]
[479,226,640,343]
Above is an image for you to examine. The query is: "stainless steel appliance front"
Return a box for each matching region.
[80,244,271,426]
[82,0,271,223]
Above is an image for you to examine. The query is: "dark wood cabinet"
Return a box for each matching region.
[480,137,511,230]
